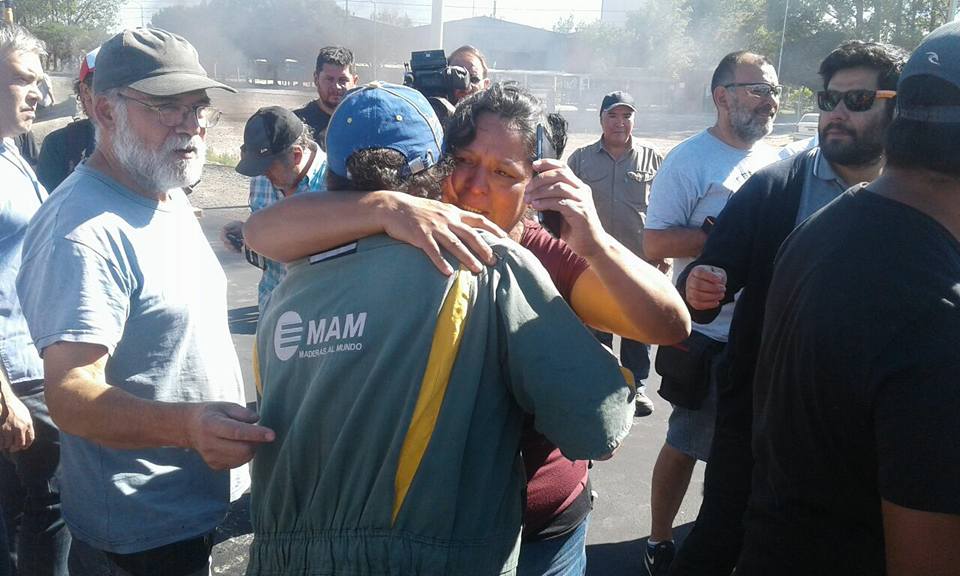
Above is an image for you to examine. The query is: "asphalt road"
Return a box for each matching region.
[197,207,706,576]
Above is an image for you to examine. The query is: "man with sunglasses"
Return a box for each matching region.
[671,40,907,576]
[737,23,960,573]
[640,50,781,576]
[16,29,275,576]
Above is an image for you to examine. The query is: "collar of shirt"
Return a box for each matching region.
[296,148,327,194]
[1,137,46,203]
[593,136,636,162]
[812,147,849,189]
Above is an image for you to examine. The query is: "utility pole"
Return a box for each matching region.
[431,0,443,47]
[3,1,14,25]
[777,0,790,76]
[951,0,958,21]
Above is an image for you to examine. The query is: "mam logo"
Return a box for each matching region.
[273,310,368,361]
[274,311,304,361]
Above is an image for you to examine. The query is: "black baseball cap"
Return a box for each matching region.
[236,107,305,177]
[896,20,960,124]
[94,28,236,96]
[600,91,637,115]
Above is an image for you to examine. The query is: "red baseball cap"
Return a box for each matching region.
[79,47,98,84]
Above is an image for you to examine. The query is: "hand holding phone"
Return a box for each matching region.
[534,124,564,238]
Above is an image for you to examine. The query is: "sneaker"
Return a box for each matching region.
[635,388,655,417]
[643,540,675,576]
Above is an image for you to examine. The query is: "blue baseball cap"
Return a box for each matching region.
[897,21,960,123]
[325,82,444,178]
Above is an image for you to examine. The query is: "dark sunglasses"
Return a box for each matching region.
[817,89,896,112]
[723,82,783,98]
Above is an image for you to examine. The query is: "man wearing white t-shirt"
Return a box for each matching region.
[639,50,781,576]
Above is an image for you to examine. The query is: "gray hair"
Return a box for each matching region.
[0,24,47,60]
[92,88,127,148]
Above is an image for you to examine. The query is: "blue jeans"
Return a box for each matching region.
[1,385,70,576]
[517,517,589,576]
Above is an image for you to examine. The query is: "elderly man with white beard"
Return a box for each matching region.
[16,29,275,576]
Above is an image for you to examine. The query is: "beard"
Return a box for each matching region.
[819,121,885,167]
[729,96,775,144]
[110,102,206,193]
[320,89,344,112]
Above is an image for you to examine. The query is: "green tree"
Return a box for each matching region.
[552,15,577,34]
[372,8,413,27]
[620,0,695,78]
[13,0,124,67]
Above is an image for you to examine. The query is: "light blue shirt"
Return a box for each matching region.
[646,129,779,341]
[795,147,848,225]
[248,148,327,308]
[17,164,248,554]
[0,138,46,390]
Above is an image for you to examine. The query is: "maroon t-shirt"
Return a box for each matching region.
[519,219,593,539]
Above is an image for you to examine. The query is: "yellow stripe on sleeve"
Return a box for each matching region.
[393,267,476,524]
[253,339,263,396]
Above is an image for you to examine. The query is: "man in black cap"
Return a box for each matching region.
[221,106,327,309]
[16,28,274,575]
[736,21,960,575]
[568,91,664,418]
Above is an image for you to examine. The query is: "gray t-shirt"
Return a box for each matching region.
[17,164,248,554]
[646,129,779,341]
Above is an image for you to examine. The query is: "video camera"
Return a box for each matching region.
[404,50,470,122]
[404,50,470,99]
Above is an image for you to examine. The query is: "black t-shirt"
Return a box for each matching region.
[293,100,332,147]
[36,119,96,191]
[738,187,960,575]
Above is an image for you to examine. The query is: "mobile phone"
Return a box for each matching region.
[226,230,244,251]
[534,124,564,238]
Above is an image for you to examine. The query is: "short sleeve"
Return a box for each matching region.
[17,237,131,355]
[519,221,588,302]
[493,242,633,461]
[875,341,960,514]
[567,148,583,176]
[645,151,698,230]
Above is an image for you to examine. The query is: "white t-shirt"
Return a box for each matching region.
[646,129,779,341]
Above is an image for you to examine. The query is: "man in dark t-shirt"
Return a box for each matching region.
[738,23,960,575]
[293,46,358,148]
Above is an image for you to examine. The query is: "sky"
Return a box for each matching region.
[119,0,607,31]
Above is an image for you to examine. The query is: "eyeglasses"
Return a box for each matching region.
[723,82,783,98]
[817,89,896,112]
[117,93,222,128]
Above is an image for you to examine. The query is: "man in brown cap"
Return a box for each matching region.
[16,29,274,576]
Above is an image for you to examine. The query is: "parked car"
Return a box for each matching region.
[796,113,819,138]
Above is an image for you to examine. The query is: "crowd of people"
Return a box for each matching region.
[0,16,957,576]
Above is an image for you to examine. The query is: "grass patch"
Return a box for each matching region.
[207,148,240,167]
